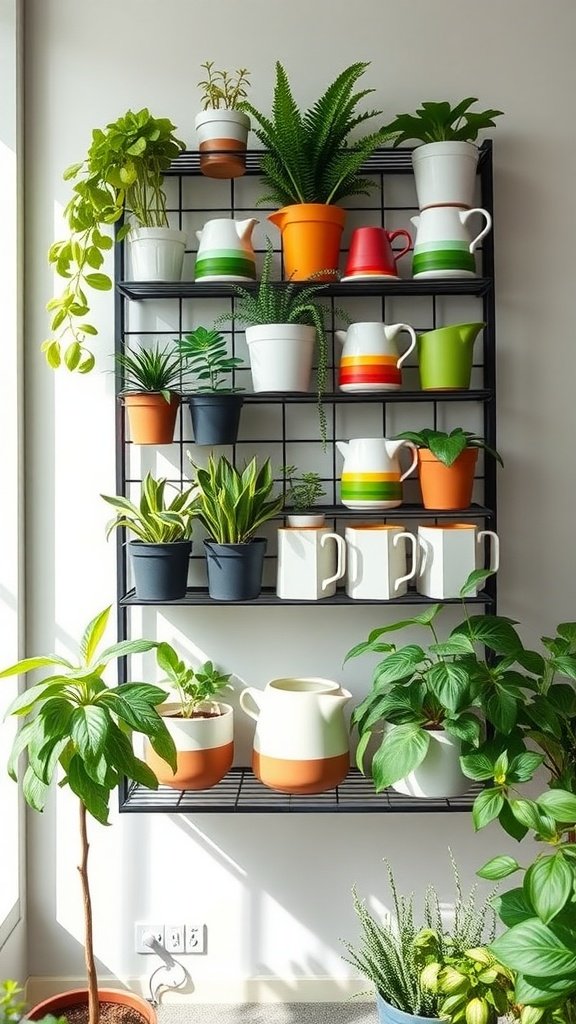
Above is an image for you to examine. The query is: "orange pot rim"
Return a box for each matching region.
[417,446,479,465]
[28,988,156,1024]
[268,203,347,226]
[121,391,180,404]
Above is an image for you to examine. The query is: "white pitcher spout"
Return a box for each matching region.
[318,688,352,712]
[336,440,349,458]
[335,330,347,347]
[237,218,259,242]
[410,215,420,229]
[195,228,203,242]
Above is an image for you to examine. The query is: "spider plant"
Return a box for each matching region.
[116,341,186,401]
[101,472,196,543]
[241,61,396,207]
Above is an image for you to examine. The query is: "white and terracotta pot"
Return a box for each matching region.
[129,227,187,281]
[195,109,250,179]
[145,702,234,790]
[245,324,316,392]
[412,141,479,210]
[390,727,469,799]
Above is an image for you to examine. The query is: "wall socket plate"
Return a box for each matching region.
[165,923,185,954]
[185,923,207,954]
[135,923,164,953]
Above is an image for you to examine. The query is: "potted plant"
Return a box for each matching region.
[101,473,196,600]
[0,606,177,1024]
[383,98,503,211]
[44,108,186,373]
[144,644,234,790]
[282,464,326,526]
[396,428,503,510]
[419,944,515,1024]
[189,453,283,600]
[241,61,396,279]
[177,325,245,445]
[342,854,503,1024]
[195,61,251,179]
[224,239,331,444]
[116,341,187,445]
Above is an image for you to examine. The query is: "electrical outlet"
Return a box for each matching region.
[135,923,164,954]
[165,924,185,954]
[185,923,207,954]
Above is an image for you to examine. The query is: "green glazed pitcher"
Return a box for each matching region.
[417,321,485,390]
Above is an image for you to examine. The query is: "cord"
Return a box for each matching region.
[141,932,188,1006]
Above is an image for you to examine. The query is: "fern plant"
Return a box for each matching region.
[116,341,186,399]
[101,473,196,543]
[189,454,283,545]
[241,62,396,207]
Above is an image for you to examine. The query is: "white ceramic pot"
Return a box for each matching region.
[195,109,250,179]
[391,728,469,799]
[277,526,346,600]
[144,702,233,790]
[412,141,479,210]
[245,324,316,392]
[128,227,187,281]
[417,523,499,599]
[345,524,417,600]
[286,513,325,528]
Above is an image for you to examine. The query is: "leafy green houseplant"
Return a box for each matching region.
[420,946,515,1024]
[102,473,197,601]
[396,428,503,511]
[117,341,187,445]
[0,606,176,1024]
[195,62,252,179]
[384,100,504,146]
[241,61,397,279]
[44,108,185,373]
[178,326,246,445]
[198,62,251,110]
[282,465,326,525]
[189,453,283,601]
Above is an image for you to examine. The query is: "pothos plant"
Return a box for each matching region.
[44,108,185,373]
[155,643,233,718]
[0,606,177,1024]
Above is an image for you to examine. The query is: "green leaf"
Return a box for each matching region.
[371,724,430,791]
[355,730,372,773]
[5,679,68,718]
[0,654,73,679]
[22,764,49,811]
[507,751,545,783]
[461,751,496,781]
[444,713,481,746]
[457,615,522,655]
[472,787,504,830]
[80,605,112,664]
[510,798,554,834]
[524,854,574,924]
[557,622,576,646]
[426,663,469,713]
[477,855,521,881]
[490,918,576,977]
[67,755,110,824]
[373,646,425,685]
[537,789,576,823]
[429,635,475,656]
[514,972,576,1008]
[491,887,534,927]
[497,799,529,842]
[459,569,495,598]
[70,706,109,761]
[84,272,112,291]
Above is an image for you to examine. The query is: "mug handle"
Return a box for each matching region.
[392,324,417,369]
[416,534,431,578]
[392,532,418,591]
[477,530,500,572]
[388,228,412,262]
[239,687,263,721]
[460,208,492,252]
[321,532,346,591]
[399,441,418,482]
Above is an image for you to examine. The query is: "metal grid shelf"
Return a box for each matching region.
[117,278,492,301]
[120,768,483,813]
[235,389,492,405]
[119,587,492,608]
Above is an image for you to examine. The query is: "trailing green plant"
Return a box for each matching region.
[0,606,177,1024]
[177,326,244,392]
[198,61,251,109]
[0,982,26,1024]
[102,473,197,543]
[384,99,504,146]
[240,61,396,207]
[156,643,232,717]
[342,852,499,1016]
[396,427,503,468]
[282,465,326,513]
[44,107,185,373]
[189,453,283,545]
[420,946,515,1024]
[116,341,186,399]
[223,239,331,443]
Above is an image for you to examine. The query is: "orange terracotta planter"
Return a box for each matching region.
[268,203,346,280]
[28,988,156,1024]
[123,392,180,445]
[418,447,478,510]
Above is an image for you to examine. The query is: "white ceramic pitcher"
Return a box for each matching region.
[336,322,416,392]
[194,217,258,281]
[411,206,492,279]
[277,526,346,600]
[240,677,351,794]
[337,437,418,510]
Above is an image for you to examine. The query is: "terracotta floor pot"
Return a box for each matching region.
[123,392,180,445]
[418,447,478,510]
[268,203,346,280]
[27,988,156,1024]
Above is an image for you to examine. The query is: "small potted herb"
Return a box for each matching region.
[145,644,234,790]
[396,427,503,510]
[189,453,283,601]
[195,61,251,179]
[116,341,186,444]
[178,325,245,445]
[101,473,197,600]
[282,465,326,526]
[383,98,503,210]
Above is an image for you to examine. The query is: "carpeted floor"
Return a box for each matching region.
[157,1004,378,1024]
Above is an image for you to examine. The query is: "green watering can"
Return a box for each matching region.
[417,321,485,391]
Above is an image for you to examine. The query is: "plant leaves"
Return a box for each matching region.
[524,854,574,924]
[490,918,576,977]
[491,887,534,927]
[371,724,430,791]
[536,789,576,823]
[472,787,504,830]
[477,855,521,881]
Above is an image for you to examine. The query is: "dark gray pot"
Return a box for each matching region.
[204,538,266,601]
[187,393,244,446]
[129,540,191,600]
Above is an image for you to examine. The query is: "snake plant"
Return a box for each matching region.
[101,473,196,543]
[189,454,283,545]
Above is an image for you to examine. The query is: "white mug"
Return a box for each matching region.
[345,524,417,601]
[277,527,346,600]
[417,524,499,599]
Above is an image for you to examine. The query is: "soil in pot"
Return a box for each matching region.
[187,393,244,445]
[28,990,156,1024]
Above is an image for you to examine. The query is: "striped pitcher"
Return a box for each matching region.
[337,437,418,510]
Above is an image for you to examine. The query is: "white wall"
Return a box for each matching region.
[24,0,576,1001]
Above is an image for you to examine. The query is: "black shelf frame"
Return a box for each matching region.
[119,586,493,608]
[120,767,484,814]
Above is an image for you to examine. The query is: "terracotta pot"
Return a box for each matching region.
[123,392,180,445]
[195,109,250,179]
[418,447,478,510]
[145,703,234,790]
[268,203,346,280]
[27,988,156,1024]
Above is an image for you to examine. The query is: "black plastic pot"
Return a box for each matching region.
[129,540,191,600]
[187,393,244,445]
[204,538,266,601]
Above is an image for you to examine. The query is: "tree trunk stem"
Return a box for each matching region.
[78,800,99,1024]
